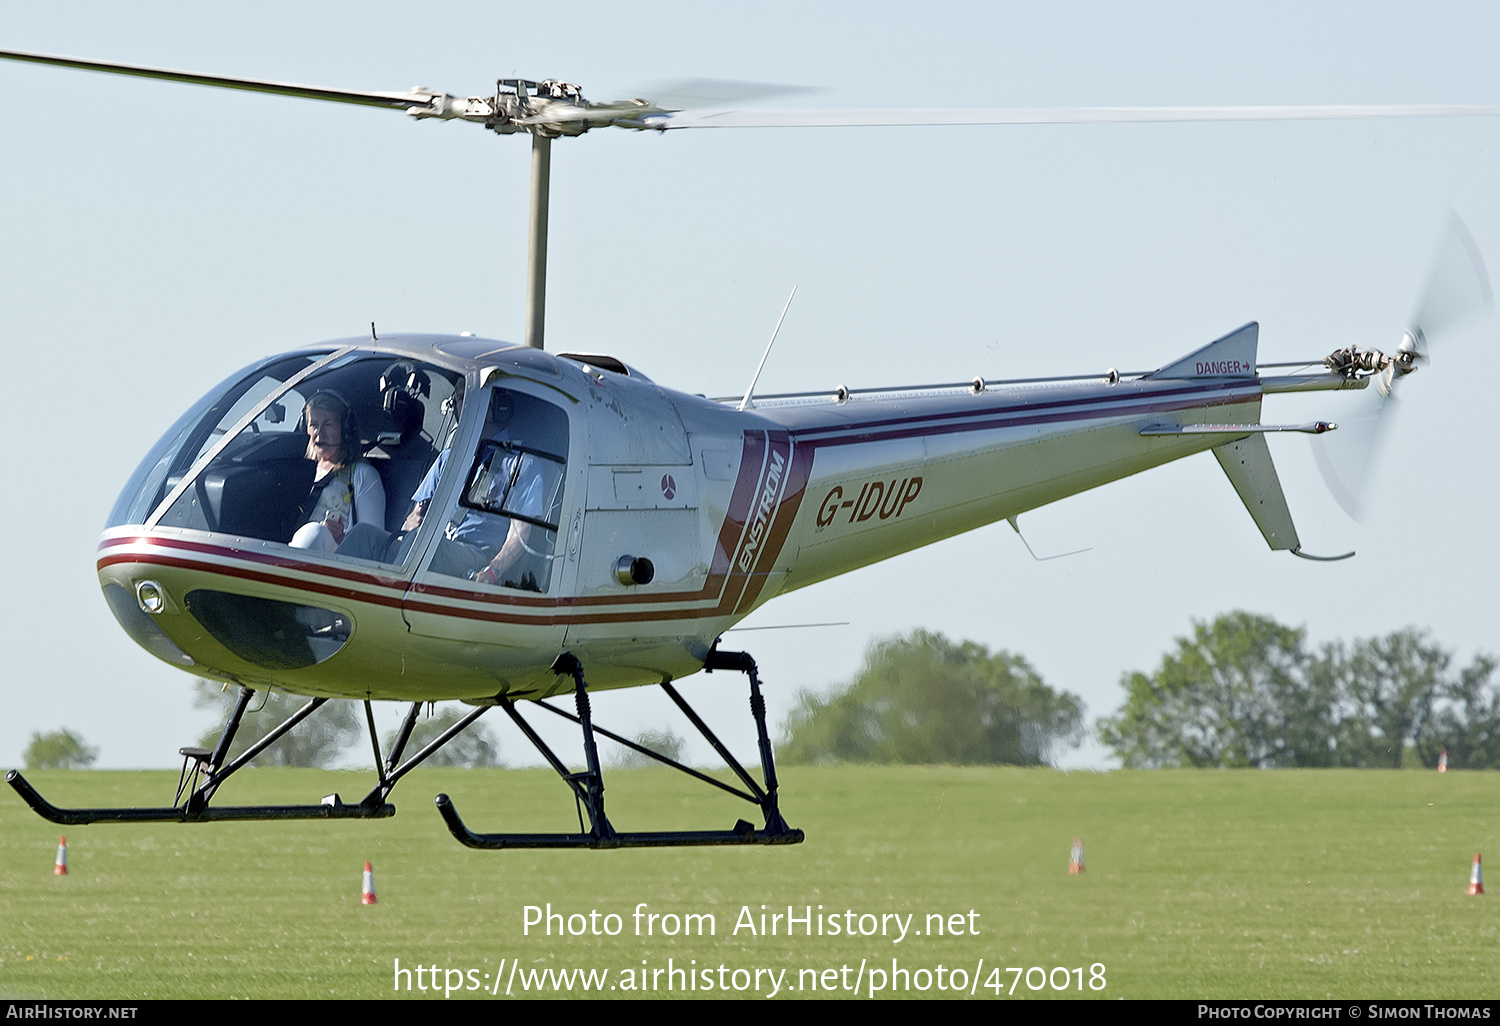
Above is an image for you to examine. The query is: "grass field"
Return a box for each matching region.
[0,764,1494,1000]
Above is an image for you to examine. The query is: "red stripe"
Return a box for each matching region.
[97,431,804,627]
[734,440,814,614]
[101,550,788,626]
[99,551,410,611]
[791,393,1261,450]
[98,535,407,590]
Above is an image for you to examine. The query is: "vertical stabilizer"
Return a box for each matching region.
[1213,434,1300,551]
[1148,322,1259,379]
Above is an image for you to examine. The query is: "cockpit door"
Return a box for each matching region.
[399,382,578,692]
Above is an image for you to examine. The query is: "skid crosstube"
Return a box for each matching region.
[4,689,432,828]
[434,793,803,849]
[6,770,394,824]
[437,648,803,851]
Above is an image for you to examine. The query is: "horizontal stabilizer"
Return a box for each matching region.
[1148,322,1259,379]
[1141,421,1335,436]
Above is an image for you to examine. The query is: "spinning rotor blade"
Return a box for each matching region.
[643,103,1500,130]
[7,49,1500,136]
[1312,383,1395,522]
[1313,216,1493,520]
[633,78,811,112]
[1410,214,1494,344]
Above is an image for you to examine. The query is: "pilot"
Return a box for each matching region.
[289,391,385,552]
[412,389,546,588]
[338,389,544,590]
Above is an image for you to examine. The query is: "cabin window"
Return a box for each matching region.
[425,386,570,593]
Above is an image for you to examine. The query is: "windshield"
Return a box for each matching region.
[141,353,462,565]
[106,352,330,528]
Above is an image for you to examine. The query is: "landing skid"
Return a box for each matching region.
[7,646,802,852]
[4,683,484,825]
[435,647,804,850]
[5,771,393,824]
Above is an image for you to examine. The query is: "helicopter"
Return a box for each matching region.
[1,48,1493,850]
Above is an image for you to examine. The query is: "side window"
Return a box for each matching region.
[427,388,570,592]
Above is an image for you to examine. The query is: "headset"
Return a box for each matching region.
[302,389,361,465]
[379,362,432,444]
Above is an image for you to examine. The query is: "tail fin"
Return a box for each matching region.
[1212,434,1299,551]
[1147,322,1258,380]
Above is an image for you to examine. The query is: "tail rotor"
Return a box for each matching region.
[1313,215,1492,520]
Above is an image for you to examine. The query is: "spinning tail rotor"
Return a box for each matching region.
[1313,215,1492,520]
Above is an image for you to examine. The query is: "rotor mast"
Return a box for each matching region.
[526,134,551,350]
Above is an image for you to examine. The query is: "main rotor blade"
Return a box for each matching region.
[645,104,1500,130]
[635,78,811,111]
[10,48,1500,140]
[9,49,1500,130]
[0,49,432,111]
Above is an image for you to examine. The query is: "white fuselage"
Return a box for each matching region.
[97,336,1266,705]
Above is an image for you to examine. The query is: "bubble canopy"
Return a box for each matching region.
[105,338,574,593]
[106,351,327,530]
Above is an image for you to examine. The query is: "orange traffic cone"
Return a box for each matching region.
[1469,853,1484,896]
[361,861,378,905]
[1068,837,1085,875]
[53,835,67,876]
[1439,750,1449,773]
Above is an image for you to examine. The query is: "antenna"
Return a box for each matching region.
[738,285,798,411]
[1007,516,1091,562]
[724,621,850,632]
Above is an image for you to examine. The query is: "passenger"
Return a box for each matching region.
[336,384,464,565]
[288,391,386,552]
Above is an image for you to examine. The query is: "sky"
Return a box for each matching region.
[1,0,1498,774]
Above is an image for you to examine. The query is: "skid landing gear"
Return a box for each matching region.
[435,647,804,850]
[6,685,490,825]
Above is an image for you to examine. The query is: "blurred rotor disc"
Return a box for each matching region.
[1313,214,1491,521]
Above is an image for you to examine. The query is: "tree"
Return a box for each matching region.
[385,705,502,768]
[1099,615,1500,769]
[1321,629,1448,768]
[1098,613,1337,768]
[195,680,360,768]
[780,630,1084,765]
[1418,655,1500,770]
[24,729,98,769]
